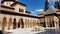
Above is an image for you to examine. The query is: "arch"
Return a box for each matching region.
[44,20,46,27]
[2,17,7,30]
[52,19,55,27]
[25,19,27,28]
[18,19,20,28]
[20,18,24,28]
[49,18,52,27]
[8,18,12,30]
[13,18,16,29]
[59,18,60,28]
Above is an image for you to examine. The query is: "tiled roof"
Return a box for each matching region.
[25,11,31,14]
[11,1,26,6]
[1,0,26,6]
[1,4,15,10]
[1,0,15,3]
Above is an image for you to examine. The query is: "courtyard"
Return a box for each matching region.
[0,0,60,34]
[1,27,60,34]
[36,28,60,34]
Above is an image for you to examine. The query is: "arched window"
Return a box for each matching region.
[2,17,7,30]
[8,18,12,30]
[13,18,16,29]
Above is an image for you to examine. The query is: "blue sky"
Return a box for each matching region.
[19,0,55,15]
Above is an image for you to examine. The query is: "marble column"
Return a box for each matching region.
[29,20,31,28]
[27,19,28,28]
[11,18,13,29]
[31,20,33,28]
[26,20,27,28]
[56,19,59,28]
[5,18,8,30]
[51,18,53,27]
[27,19,29,28]
[8,18,12,30]
[24,19,27,28]
[35,20,37,26]
[30,20,32,28]
[0,21,1,30]
[34,20,36,27]
[48,18,50,27]
[54,17,59,28]
[24,19,26,28]
[54,21,57,28]
[25,19,27,28]
[0,18,2,30]
[16,19,18,29]
[33,20,35,27]
[5,17,8,30]
[26,19,28,28]
[29,19,30,28]
[45,18,48,28]
[54,20,58,28]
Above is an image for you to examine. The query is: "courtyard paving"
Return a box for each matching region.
[36,29,60,34]
[2,28,60,34]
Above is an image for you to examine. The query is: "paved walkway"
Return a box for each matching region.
[3,28,60,34]
[36,28,60,34]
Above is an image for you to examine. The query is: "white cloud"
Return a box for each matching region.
[50,5,54,8]
[35,9,44,12]
[48,0,50,2]
[31,9,44,15]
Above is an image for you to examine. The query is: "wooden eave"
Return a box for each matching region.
[1,5,15,10]
[1,10,39,18]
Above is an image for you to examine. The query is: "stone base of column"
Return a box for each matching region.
[5,26,8,31]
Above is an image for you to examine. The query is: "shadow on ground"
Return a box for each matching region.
[0,30,9,34]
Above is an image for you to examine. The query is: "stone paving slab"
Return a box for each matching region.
[1,28,60,34]
[36,29,60,34]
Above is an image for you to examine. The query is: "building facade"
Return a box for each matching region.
[39,8,60,28]
[0,0,60,31]
[39,0,60,28]
[0,0,40,31]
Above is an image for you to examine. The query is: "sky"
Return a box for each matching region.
[19,0,55,15]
